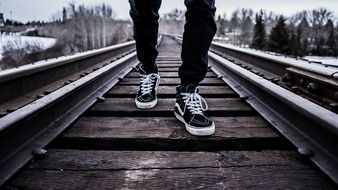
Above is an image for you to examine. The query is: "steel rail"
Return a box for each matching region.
[0,49,139,186]
[171,35,338,183]
[174,34,338,78]
[208,51,338,184]
[173,35,338,113]
[0,41,136,105]
[210,42,338,78]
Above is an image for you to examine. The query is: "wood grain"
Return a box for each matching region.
[89,98,253,117]
[106,85,237,98]
[118,78,224,86]
[9,150,334,189]
[55,117,288,150]
[125,71,217,78]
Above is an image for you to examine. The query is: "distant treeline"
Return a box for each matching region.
[2,3,133,69]
[44,3,133,53]
[159,8,338,57]
[217,8,338,56]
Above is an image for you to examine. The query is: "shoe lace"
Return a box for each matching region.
[181,89,208,115]
[140,74,157,95]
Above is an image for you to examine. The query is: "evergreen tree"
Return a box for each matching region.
[297,27,305,56]
[268,16,289,54]
[251,10,266,50]
[288,28,304,56]
[313,37,326,56]
[326,19,337,56]
[302,38,309,55]
[62,7,68,23]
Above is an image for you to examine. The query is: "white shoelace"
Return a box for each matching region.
[140,74,158,95]
[181,89,208,115]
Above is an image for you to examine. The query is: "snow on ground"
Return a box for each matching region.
[0,33,57,59]
[303,56,338,67]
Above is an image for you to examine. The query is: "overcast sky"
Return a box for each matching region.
[0,0,337,22]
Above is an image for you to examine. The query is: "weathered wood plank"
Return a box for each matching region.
[134,67,211,72]
[11,167,334,190]
[107,86,237,98]
[65,117,278,139]
[9,150,334,189]
[119,78,224,86]
[156,58,181,61]
[126,72,217,78]
[157,56,181,59]
[89,98,253,117]
[134,67,179,72]
[20,150,311,170]
[56,117,285,150]
[156,64,181,68]
[156,61,182,64]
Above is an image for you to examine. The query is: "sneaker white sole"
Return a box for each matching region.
[135,98,158,109]
[174,112,215,136]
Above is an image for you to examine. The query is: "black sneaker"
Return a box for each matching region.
[135,65,160,109]
[174,85,215,136]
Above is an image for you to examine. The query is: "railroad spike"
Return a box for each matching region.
[334,92,338,100]
[291,86,299,91]
[297,148,313,157]
[44,90,52,95]
[0,112,7,117]
[7,108,17,113]
[97,96,106,102]
[272,78,280,83]
[32,148,47,159]
[282,73,293,83]
[217,76,223,79]
[329,103,338,109]
[307,82,318,93]
[240,96,249,100]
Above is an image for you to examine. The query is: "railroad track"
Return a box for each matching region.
[207,38,338,113]
[1,36,338,189]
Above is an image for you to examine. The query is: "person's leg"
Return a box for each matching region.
[180,0,216,86]
[129,0,162,109]
[129,0,162,74]
[174,0,217,136]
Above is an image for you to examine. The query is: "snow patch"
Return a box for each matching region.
[304,56,338,67]
[0,33,56,59]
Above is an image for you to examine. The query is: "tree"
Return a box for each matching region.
[240,16,253,46]
[268,16,289,54]
[251,10,266,50]
[313,37,326,56]
[62,7,67,23]
[288,28,304,56]
[326,19,337,56]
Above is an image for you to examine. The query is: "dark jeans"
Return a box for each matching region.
[129,0,216,86]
